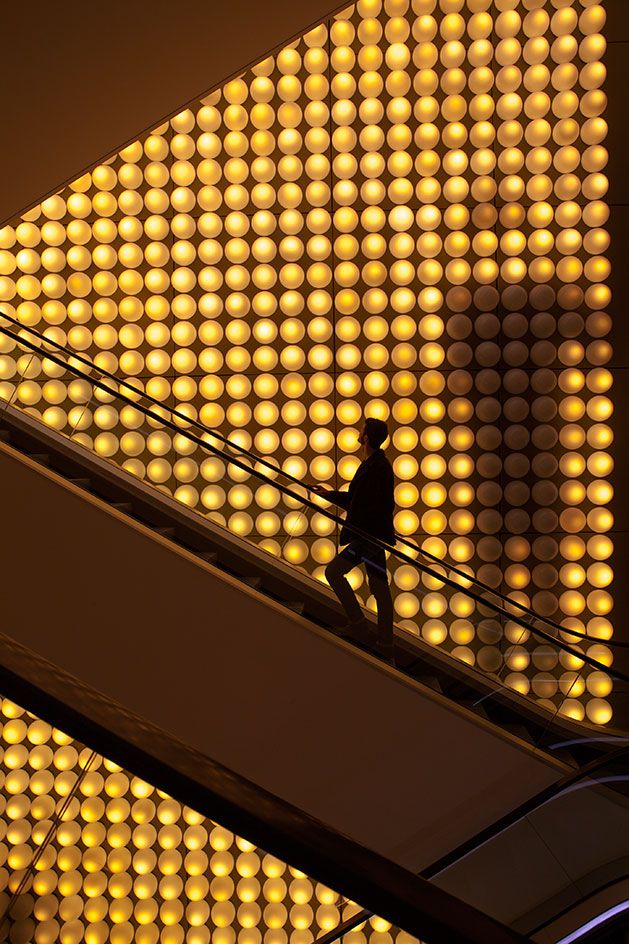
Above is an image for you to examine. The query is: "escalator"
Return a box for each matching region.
[433,743,629,937]
[331,742,629,943]
[1,312,629,942]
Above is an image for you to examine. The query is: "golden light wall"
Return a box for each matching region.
[0,696,415,944]
[0,0,613,722]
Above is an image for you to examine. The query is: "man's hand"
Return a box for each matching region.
[309,484,330,495]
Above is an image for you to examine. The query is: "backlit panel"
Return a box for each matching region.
[0,696,416,944]
[0,0,613,722]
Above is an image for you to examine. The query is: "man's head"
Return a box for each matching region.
[360,417,389,451]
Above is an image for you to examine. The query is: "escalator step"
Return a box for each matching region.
[412,674,443,695]
[439,680,477,702]
[500,723,534,744]
[154,526,176,538]
[286,601,305,615]
[29,453,50,466]
[198,551,219,565]
[244,576,263,590]
[460,700,490,721]
[69,477,91,490]
[551,749,579,768]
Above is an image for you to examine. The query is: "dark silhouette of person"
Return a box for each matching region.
[311,417,395,664]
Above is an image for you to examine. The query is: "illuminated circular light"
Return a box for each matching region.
[0,4,614,722]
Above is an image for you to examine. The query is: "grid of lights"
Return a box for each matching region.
[0,696,413,944]
[0,0,613,723]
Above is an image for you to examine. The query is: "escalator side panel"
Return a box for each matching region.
[1,440,565,874]
[434,785,629,932]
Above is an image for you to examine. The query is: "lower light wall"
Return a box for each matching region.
[0,694,417,944]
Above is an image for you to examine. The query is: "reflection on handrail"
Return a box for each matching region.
[0,310,623,652]
[555,901,629,944]
[556,774,629,798]
[550,736,629,750]
[1,315,627,682]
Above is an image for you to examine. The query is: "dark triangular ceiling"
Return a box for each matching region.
[0,0,344,225]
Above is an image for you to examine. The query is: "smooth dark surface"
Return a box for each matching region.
[0,0,345,224]
[434,778,629,934]
[606,43,629,207]
[607,0,629,43]
[421,744,629,883]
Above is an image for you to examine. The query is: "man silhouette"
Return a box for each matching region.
[311,417,395,664]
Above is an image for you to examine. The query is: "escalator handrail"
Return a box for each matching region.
[320,739,629,943]
[1,318,627,683]
[0,313,612,652]
[1,311,623,652]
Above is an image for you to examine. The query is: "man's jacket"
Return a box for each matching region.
[326,449,395,546]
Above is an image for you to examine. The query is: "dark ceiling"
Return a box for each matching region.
[0,0,344,226]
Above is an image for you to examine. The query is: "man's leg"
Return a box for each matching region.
[364,546,394,659]
[325,543,368,631]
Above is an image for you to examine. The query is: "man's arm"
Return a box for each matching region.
[310,484,351,510]
[325,488,351,510]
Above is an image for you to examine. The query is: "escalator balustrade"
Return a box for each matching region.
[0,310,627,769]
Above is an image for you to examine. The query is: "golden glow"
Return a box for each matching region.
[0,0,612,721]
[0,696,407,944]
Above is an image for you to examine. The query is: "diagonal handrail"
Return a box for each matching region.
[314,741,629,944]
[0,749,98,933]
[1,317,627,682]
[1,310,624,653]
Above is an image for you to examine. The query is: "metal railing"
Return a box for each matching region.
[1,311,625,686]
